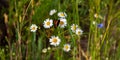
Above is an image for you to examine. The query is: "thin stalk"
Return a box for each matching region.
[4,13,12,60]
[101,18,112,47]
[78,36,81,60]
[75,0,79,25]
[32,32,36,60]
[68,25,76,60]
[22,0,32,21]
[18,31,22,60]
[58,0,61,10]
[57,49,60,60]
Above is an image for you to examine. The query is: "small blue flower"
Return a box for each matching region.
[97,23,103,28]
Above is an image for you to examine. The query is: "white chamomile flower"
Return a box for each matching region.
[43,18,53,28]
[47,47,51,50]
[42,48,47,53]
[94,13,103,19]
[49,36,61,46]
[75,28,83,35]
[58,12,67,18]
[94,13,99,18]
[63,44,71,52]
[92,21,96,25]
[49,9,57,16]
[30,24,38,32]
[59,18,67,28]
[71,24,78,33]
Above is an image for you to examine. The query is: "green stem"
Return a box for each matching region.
[32,32,36,59]
[57,48,60,60]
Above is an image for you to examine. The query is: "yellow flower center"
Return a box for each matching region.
[64,45,69,50]
[60,21,64,25]
[73,26,76,30]
[52,38,57,43]
[78,31,81,35]
[32,27,36,30]
[46,21,50,26]
[60,13,65,16]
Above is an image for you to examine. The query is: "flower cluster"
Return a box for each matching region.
[43,9,67,28]
[47,9,70,52]
[42,47,51,53]
[30,9,84,52]
[71,24,83,35]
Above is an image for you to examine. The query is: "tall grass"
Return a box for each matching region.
[0,0,120,60]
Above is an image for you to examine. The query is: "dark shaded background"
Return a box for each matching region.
[0,0,9,47]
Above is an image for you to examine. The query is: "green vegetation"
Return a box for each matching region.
[0,0,120,60]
